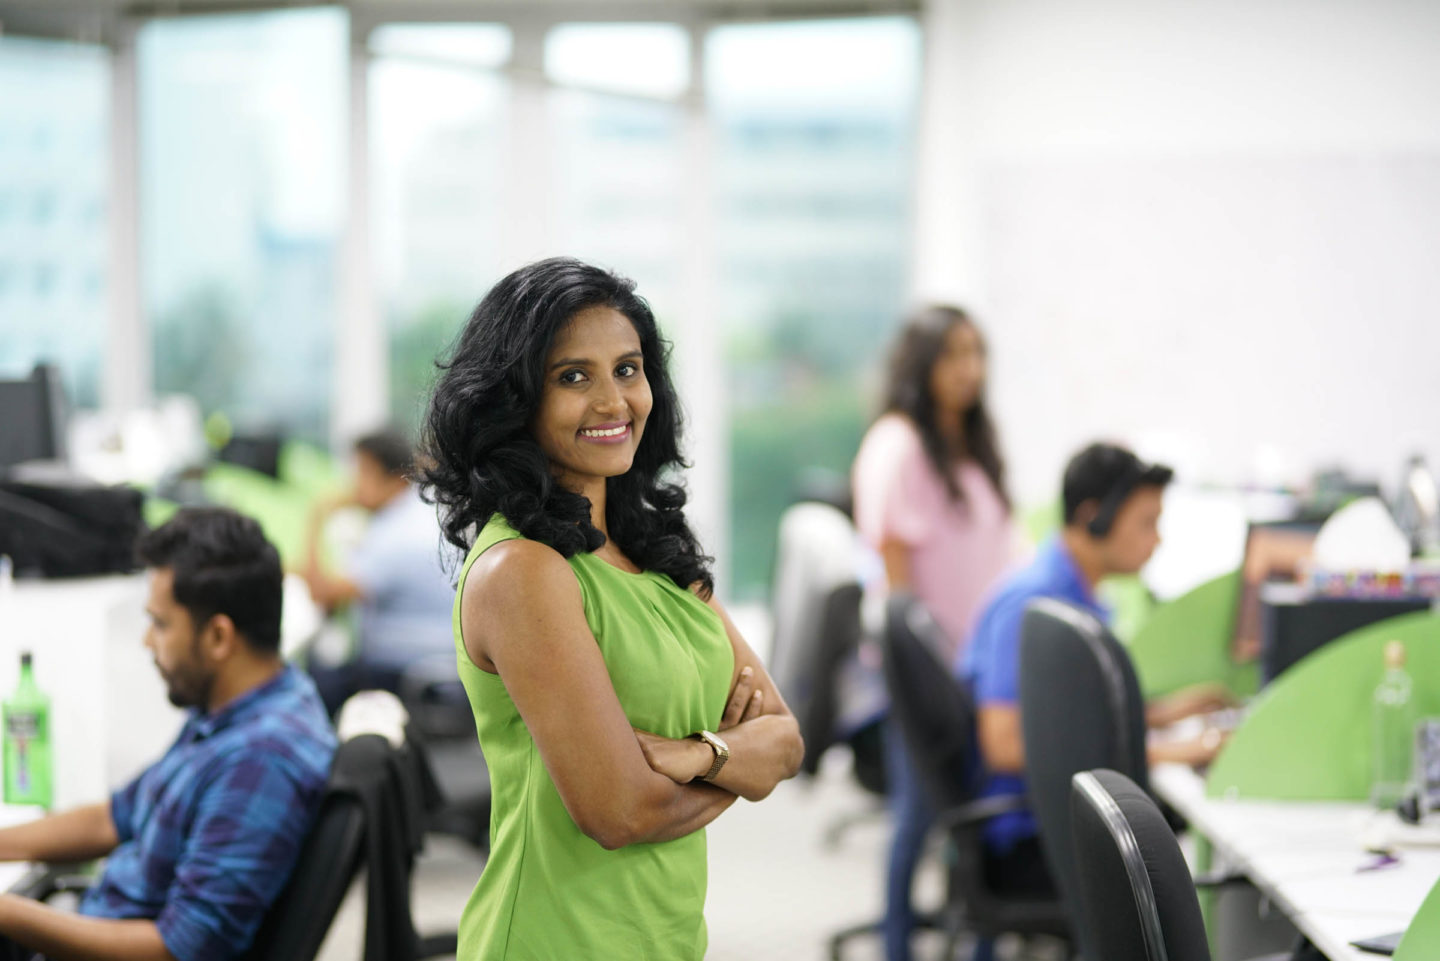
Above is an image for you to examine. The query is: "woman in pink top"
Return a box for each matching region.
[851,304,1015,961]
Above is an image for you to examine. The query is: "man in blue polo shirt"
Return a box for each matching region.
[962,442,1225,893]
[0,508,336,961]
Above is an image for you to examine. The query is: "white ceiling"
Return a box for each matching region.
[0,0,919,45]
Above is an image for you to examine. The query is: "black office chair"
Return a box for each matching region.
[770,501,884,789]
[242,737,372,960]
[1019,597,1151,960]
[770,502,893,958]
[399,655,492,851]
[880,595,1070,960]
[1069,769,1298,961]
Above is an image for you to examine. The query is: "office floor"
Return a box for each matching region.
[313,748,1066,961]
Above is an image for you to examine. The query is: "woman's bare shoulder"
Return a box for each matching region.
[462,537,575,610]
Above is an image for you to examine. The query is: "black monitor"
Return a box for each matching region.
[0,364,67,471]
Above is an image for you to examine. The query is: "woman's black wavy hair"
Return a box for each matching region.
[420,257,714,596]
[880,304,1011,510]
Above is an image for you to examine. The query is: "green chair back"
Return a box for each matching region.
[277,441,345,500]
[1097,574,1155,644]
[1020,498,1062,549]
[202,463,313,569]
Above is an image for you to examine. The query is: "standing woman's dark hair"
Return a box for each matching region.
[880,304,1010,510]
[421,257,713,595]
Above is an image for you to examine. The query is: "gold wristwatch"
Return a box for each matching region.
[693,730,730,782]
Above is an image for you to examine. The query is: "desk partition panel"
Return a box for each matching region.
[1205,611,1440,801]
[1395,876,1440,960]
[1125,569,1257,701]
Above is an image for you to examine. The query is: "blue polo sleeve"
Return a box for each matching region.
[155,748,326,961]
[969,596,1025,706]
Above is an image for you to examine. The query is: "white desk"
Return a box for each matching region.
[2,573,322,811]
[1153,763,1440,961]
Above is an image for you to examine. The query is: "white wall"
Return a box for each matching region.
[914,0,1440,505]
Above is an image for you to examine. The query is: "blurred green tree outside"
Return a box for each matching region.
[726,307,880,600]
[153,283,250,422]
[389,300,466,438]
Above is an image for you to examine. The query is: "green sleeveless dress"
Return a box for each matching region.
[453,514,735,960]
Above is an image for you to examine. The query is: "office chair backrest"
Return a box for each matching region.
[1070,769,1210,961]
[881,594,979,812]
[242,737,370,961]
[771,500,861,694]
[770,501,865,775]
[1019,598,1149,960]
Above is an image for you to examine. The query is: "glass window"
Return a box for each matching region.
[707,18,922,598]
[548,87,687,325]
[139,8,347,443]
[369,22,512,68]
[0,37,109,408]
[545,23,690,100]
[370,26,511,433]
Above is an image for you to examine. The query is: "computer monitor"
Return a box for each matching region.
[0,364,67,471]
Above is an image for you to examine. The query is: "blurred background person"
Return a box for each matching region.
[963,443,1228,902]
[851,305,1016,961]
[302,428,454,716]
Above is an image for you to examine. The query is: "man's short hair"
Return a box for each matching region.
[135,507,283,654]
[354,429,414,478]
[1062,443,1175,531]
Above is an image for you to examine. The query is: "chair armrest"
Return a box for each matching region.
[934,793,1030,833]
[11,863,97,901]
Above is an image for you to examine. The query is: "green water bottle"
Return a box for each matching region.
[4,652,52,808]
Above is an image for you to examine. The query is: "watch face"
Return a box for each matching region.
[698,730,728,758]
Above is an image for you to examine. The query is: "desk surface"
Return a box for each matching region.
[1153,763,1438,961]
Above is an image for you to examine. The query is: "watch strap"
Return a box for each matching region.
[694,730,729,781]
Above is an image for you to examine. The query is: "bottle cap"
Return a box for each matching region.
[1384,640,1407,670]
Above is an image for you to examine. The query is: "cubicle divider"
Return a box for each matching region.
[1205,610,1440,801]
[1124,569,1258,701]
[200,442,345,569]
[1193,610,1440,958]
[1396,877,1440,961]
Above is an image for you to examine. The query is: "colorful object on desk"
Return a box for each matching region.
[3,652,51,809]
[1307,563,1440,600]
[1357,850,1401,872]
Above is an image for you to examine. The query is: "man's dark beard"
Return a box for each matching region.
[165,669,214,709]
[162,630,215,709]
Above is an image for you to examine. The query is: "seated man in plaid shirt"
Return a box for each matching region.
[0,507,337,961]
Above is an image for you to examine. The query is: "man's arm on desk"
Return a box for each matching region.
[0,803,118,864]
[0,896,174,961]
[0,805,174,961]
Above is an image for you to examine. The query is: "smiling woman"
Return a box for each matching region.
[420,258,803,960]
[531,305,654,512]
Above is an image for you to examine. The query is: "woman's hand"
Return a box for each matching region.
[634,730,711,784]
[719,665,766,731]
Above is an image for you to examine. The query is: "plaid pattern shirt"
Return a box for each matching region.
[79,665,337,961]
